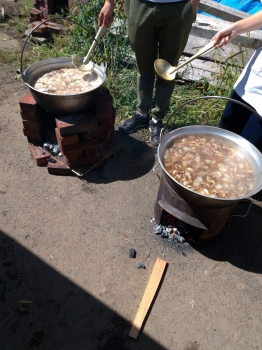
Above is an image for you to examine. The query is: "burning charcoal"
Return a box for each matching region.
[153,224,163,235]
[52,145,60,155]
[129,248,136,259]
[161,229,169,238]
[174,234,185,243]
[136,262,145,269]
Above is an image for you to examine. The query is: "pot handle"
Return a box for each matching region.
[229,199,252,218]
[20,17,101,81]
[163,96,262,131]
[153,162,161,180]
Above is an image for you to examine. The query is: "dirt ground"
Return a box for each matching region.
[1,10,262,350]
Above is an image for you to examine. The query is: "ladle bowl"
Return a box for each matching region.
[154,41,215,81]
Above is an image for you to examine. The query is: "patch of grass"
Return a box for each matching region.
[0,48,20,64]
[13,20,28,34]
[19,0,32,17]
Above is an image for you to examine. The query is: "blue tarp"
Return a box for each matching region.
[212,0,262,15]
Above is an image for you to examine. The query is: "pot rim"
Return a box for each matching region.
[23,57,106,97]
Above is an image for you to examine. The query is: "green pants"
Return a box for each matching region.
[125,0,194,120]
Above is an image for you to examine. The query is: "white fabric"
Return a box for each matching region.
[234,47,262,116]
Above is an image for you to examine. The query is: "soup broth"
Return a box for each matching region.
[163,135,254,199]
[34,68,102,95]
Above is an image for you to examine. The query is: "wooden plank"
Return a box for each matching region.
[129,258,167,339]
[184,34,255,67]
[176,58,221,84]
[191,14,262,46]
[199,0,249,22]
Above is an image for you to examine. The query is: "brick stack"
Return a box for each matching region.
[18,87,116,175]
[28,8,64,39]
[31,0,67,20]
[55,88,115,169]
[19,92,56,146]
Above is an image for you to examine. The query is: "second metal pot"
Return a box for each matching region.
[157,125,262,208]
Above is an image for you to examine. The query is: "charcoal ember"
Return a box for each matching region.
[52,145,60,155]
[136,262,145,269]
[153,224,163,235]
[129,248,136,259]
[174,234,185,243]
[161,229,169,238]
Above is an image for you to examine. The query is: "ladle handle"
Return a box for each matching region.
[83,26,105,64]
[170,42,215,74]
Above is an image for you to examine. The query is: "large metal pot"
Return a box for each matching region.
[20,18,106,114]
[157,97,262,208]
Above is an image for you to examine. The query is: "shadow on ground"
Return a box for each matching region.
[0,228,166,350]
[195,202,262,274]
[80,131,156,184]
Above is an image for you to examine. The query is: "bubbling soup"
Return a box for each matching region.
[163,135,254,199]
[34,68,102,95]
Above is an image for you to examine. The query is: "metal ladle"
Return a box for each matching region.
[154,41,215,81]
[72,26,105,72]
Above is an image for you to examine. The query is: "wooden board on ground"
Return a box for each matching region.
[129,258,167,339]
[192,13,262,48]
[185,34,255,67]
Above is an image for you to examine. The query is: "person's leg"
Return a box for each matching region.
[119,0,157,134]
[152,0,194,120]
[219,90,252,134]
[125,0,158,114]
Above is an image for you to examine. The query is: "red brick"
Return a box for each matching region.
[47,159,74,176]
[44,0,54,5]
[55,128,79,148]
[19,91,37,113]
[55,112,95,137]
[46,22,64,34]
[23,128,42,139]
[20,111,38,123]
[23,120,41,131]
[99,126,114,142]
[39,6,55,15]
[63,138,98,153]
[30,8,43,21]
[31,21,49,33]
[65,157,89,169]
[63,150,83,162]
[97,124,112,136]
[37,0,54,9]
[95,94,116,125]
[28,143,51,166]
[84,145,99,157]
[42,13,51,20]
